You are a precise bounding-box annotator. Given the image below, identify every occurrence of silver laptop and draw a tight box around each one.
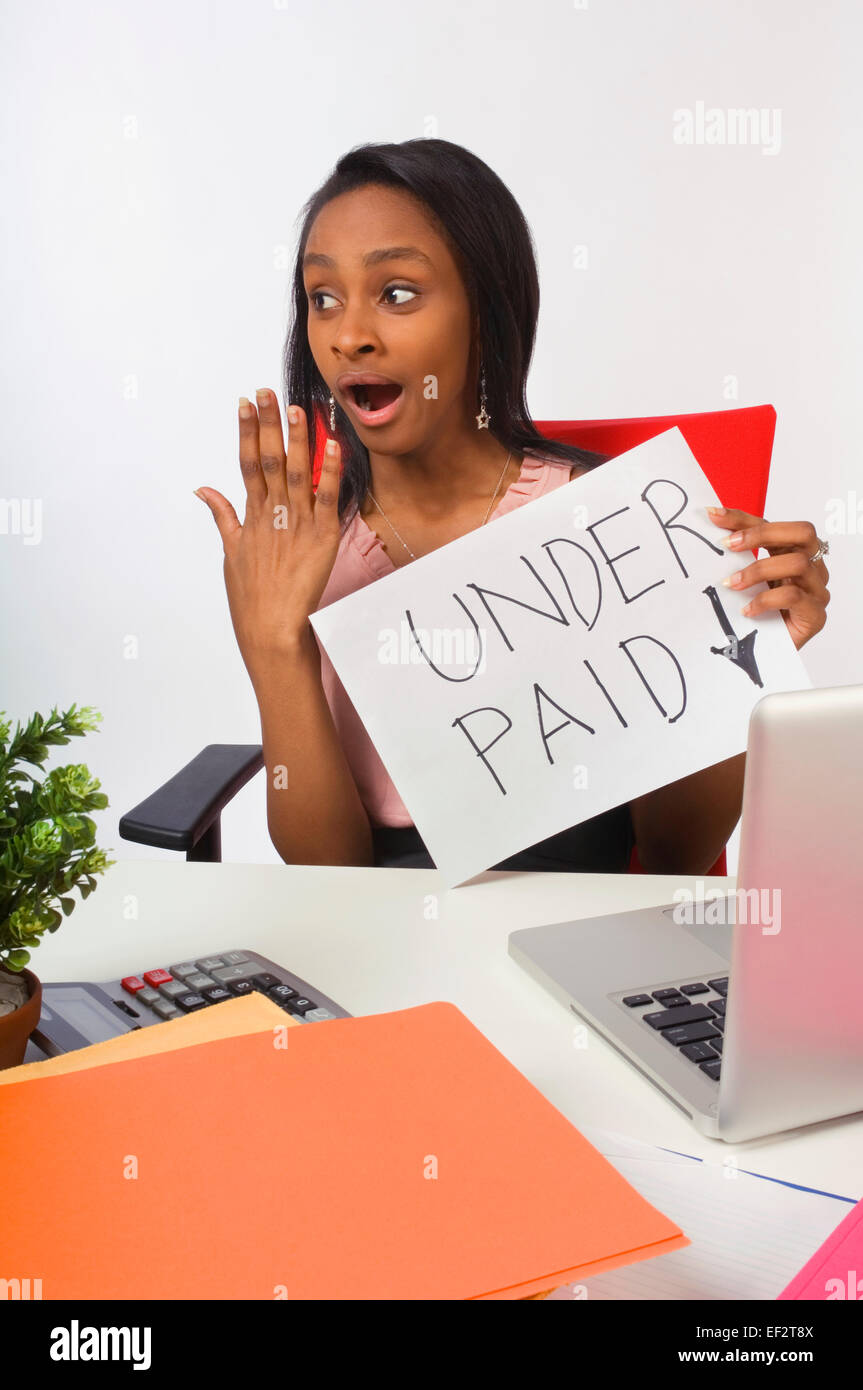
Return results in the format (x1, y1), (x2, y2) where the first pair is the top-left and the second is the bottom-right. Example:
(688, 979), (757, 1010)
(508, 683), (863, 1142)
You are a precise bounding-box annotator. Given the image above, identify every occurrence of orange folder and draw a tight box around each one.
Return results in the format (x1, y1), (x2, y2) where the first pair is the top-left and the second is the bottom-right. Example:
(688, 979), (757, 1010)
(0, 999), (689, 1299)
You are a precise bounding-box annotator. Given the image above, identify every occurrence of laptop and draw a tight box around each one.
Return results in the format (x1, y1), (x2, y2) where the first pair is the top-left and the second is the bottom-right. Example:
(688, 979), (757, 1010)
(508, 683), (863, 1142)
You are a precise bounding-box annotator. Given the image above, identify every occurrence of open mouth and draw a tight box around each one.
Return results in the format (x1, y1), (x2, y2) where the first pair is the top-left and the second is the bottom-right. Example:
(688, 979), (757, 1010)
(350, 382), (402, 411)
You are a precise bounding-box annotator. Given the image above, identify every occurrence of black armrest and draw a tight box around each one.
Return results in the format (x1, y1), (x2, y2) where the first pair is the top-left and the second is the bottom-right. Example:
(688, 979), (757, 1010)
(119, 744), (264, 861)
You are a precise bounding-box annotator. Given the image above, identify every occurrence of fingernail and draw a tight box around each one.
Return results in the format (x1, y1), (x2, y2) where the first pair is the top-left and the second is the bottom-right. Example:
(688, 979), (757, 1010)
(193, 488), (206, 500)
(238, 396), (253, 419)
(706, 506), (726, 517)
(721, 532), (744, 548)
(741, 602), (753, 616)
(326, 438), (338, 454)
(255, 388), (269, 406)
(721, 573), (742, 588)
(288, 406), (298, 424)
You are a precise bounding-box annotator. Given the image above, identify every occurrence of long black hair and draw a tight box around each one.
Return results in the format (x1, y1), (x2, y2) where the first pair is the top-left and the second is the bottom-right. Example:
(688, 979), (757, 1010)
(282, 138), (607, 529)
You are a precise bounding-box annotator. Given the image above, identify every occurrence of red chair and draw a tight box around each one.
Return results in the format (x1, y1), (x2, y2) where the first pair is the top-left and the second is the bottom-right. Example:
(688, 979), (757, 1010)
(532, 405), (777, 874)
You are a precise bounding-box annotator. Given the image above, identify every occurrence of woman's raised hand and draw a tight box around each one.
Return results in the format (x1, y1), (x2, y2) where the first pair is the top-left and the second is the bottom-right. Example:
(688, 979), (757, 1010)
(195, 389), (342, 670)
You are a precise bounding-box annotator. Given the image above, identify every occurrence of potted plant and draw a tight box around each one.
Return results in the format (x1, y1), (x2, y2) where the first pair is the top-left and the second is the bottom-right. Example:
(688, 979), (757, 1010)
(0, 704), (114, 1069)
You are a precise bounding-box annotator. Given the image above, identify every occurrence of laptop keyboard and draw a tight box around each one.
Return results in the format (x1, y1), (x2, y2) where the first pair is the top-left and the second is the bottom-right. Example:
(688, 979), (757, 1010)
(621, 977), (728, 1081)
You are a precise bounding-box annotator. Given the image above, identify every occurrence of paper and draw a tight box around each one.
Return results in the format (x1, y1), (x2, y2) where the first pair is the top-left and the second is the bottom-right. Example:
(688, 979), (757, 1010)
(0, 1001), (689, 1300)
(545, 1126), (858, 1301)
(0, 990), (298, 1086)
(310, 428), (811, 886)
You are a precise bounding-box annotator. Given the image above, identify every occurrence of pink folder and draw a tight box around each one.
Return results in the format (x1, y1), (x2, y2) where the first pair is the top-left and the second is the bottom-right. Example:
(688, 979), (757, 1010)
(778, 1196), (863, 1300)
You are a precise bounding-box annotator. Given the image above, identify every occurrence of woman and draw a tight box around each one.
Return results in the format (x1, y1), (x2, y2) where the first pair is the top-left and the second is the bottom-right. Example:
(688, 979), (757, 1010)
(194, 139), (830, 874)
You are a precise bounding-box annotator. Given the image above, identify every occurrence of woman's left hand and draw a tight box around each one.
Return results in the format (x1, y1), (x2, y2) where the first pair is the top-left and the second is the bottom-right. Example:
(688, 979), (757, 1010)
(707, 506), (830, 652)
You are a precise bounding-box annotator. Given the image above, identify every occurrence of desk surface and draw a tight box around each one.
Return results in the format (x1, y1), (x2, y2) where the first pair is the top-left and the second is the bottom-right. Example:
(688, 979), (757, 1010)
(21, 859), (863, 1199)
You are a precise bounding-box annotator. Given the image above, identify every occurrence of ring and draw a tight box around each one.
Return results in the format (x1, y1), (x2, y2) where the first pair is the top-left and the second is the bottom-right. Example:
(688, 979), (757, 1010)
(808, 537), (829, 565)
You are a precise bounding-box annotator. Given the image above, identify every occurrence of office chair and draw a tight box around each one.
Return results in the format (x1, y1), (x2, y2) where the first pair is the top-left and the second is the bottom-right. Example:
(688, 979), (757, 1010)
(120, 404), (776, 875)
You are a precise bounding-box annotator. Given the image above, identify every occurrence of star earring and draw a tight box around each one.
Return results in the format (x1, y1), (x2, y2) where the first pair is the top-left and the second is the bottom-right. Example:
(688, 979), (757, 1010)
(476, 368), (490, 430)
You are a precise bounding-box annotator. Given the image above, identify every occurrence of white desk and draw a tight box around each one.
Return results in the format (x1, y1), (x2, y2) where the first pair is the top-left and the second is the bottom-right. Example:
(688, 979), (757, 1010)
(22, 859), (863, 1199)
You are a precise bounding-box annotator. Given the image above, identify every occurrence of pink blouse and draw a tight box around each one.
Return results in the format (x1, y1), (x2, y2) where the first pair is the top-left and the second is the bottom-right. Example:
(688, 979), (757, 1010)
(311, 452), (577, 828)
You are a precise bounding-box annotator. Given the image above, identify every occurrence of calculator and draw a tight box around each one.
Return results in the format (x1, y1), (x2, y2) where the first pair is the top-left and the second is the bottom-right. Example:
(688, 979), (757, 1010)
(29, 949), (352, 1059)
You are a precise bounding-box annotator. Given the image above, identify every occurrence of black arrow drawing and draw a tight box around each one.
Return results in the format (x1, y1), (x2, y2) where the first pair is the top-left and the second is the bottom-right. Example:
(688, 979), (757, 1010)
(703, 585), (763, 687)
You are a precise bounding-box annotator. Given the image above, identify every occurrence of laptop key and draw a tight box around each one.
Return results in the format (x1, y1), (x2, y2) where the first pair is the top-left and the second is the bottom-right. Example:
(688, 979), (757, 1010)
(714, 1017), (725, 1032)
(643, 1004), (715, 1030)
(662, 1021), (722, 1047)
(699, 1059), (722, 1080)
(680, 1041), (718, 1063)
(710, 1037), (723, 1054)
(707, 977), (729, 996)
(708, 997), (726, 1016)
(652, 989), (687, 1004)
(679, 982), (709, 996)
(622, 994), (653, 1007)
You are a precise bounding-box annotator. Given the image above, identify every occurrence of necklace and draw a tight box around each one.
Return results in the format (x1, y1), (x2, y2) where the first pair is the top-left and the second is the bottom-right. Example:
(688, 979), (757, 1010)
(366, 451), (514, 561)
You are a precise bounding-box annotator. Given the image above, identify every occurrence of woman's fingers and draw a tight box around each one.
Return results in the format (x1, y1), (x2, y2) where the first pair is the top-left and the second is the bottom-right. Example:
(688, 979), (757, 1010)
(283, 401), (314, 518)
(194, 487), (241, 549)
(238, 397), (268, 513)
(253, 388), (291, 514)
(313, 435), (343, 537)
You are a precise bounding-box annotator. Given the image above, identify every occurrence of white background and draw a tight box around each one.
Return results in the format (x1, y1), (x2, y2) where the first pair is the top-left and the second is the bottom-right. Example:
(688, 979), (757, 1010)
(2, 0), (860, 874)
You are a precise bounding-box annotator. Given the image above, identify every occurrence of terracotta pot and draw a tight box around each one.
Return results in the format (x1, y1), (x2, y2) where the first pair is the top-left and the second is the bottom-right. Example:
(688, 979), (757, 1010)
(0, 969), (42, 1070)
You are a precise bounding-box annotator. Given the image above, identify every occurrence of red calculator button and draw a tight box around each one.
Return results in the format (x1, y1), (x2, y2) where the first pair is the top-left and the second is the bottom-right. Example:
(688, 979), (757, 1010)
(121, 976), (147, 994)
(143, 969), (172, 987)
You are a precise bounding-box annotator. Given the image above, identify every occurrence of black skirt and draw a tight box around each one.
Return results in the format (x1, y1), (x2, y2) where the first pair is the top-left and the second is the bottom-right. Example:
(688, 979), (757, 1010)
(371, 802), (635, 874)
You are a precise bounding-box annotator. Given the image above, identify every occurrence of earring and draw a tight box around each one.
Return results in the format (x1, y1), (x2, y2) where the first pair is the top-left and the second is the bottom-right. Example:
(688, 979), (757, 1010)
(328, 392), (336, 432)
(476, 368), (490, 430)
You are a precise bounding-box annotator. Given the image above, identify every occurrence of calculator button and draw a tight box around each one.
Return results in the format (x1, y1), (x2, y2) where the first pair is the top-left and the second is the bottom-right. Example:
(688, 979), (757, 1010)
(221, 951), (249, 965)
(212, 963), (259, 984)
(152, 998), (183, 1019)
(121, 976), (147, 995)
(268, 984), (297, 1005)
(202, 986), (233, 1004)
(305, 1008), (336, 1022)
(227, 980), (255, 996)
(143, 969), (173, 988)
(196, 957), (227, 973)
(135, 986), (161, 1006)
(174, 992), (208, 1012)
(288, 997), (316, 1016)
(158, 980), (189, 1000)
(251, 973), (281, 991)
(170, 962), (202, 981)
(184, 972), (216, 992)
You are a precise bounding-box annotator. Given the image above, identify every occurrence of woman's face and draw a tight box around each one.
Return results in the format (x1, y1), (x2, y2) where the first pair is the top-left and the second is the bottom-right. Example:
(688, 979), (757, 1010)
(302, 184), (478, 452)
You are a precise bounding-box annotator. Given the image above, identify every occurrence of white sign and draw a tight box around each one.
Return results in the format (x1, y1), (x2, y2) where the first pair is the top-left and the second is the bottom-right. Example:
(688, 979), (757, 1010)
(310, 428), (811, 887)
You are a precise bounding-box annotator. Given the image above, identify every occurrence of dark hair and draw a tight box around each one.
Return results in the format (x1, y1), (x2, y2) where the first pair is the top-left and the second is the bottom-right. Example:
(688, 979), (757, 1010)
(282, 138), (607, 529)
